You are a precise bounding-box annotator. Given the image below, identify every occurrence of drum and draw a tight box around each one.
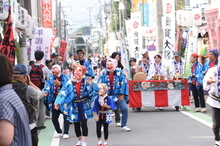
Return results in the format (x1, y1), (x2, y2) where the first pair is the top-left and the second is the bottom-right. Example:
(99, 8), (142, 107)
(133, 72), (147, 81)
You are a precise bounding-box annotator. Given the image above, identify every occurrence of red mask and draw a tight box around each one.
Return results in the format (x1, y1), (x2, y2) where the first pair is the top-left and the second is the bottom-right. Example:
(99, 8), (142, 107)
(73, 65), (86, 80)
(51, 66), (61, 77)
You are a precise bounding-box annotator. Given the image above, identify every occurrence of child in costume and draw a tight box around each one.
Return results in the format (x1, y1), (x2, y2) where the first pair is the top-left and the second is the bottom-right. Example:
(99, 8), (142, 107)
(93, 83), (117, 146)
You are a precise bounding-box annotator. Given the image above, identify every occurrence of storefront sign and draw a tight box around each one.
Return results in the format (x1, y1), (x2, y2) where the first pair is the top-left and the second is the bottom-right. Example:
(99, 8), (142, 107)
(42, 0), (52, 28)
(206, 8), (219, 49)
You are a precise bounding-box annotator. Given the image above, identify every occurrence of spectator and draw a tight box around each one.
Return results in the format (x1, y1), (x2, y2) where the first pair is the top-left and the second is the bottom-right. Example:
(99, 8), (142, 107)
(28, 50), (50, 130)
(51, 53), (63, 69)
(12, 64), (42, 146)
(0, 53), (32, 146)
(111, 52), (124, 70)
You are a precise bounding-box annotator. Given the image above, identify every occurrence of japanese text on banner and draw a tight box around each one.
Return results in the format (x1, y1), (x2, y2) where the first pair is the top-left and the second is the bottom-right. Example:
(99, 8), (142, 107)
(42, 0), (52, 28)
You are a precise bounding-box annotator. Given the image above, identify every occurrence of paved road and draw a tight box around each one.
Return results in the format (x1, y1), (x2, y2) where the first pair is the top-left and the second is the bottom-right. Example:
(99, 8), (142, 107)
(38, 105), (214, 146)
(37, 76), (215, 146)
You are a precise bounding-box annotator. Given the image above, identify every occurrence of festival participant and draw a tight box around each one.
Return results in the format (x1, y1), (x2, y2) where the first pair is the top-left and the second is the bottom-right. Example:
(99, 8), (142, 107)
(203, 48), (219, 75)
(169, 51), (184, 79)
(43, 65), (70, 139)
(93, 83), (117, 146)
(97, 58), (131, 132)
(129, 57), (145, 80)
(77, 49), (95, 78)
(138, 49), (153, 77)
(54, 65), (98, 146)
(189, 53), (206, 113)
(147, 54), (167, 110)
(203, 57), (220, 146)
(147, 54), (167, 80)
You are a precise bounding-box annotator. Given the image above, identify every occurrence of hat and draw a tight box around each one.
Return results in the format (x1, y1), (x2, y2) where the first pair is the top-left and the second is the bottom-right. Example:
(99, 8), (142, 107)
(13, 64), (27, 75)
(209, 49), (219, 58)
(174, 51), (180, 57)
(191, 53), (199, 58)
(52, 53), (58, 57)
(141, 49), (148, 55)
(129, 57), (136, 62)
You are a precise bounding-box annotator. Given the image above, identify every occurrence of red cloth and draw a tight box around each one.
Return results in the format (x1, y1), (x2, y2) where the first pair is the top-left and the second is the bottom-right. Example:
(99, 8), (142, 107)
(210, 62), (215, 68)
(55, 77), (60, 95)
(109, 73), (114, 91)
(75, 82), (81, 97)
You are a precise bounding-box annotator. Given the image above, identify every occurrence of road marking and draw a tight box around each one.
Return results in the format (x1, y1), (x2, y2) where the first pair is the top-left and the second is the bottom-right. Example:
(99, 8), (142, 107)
(50, 114), (64, 146)
(175, 106), (213, 128)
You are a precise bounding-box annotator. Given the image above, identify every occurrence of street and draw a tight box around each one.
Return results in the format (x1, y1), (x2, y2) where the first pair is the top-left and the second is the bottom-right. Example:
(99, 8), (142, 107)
(38, 105), (214, 146)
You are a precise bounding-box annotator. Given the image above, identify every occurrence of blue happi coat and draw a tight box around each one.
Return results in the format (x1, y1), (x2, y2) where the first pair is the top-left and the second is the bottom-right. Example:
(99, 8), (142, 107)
(189, 62), (204, 89)
(93, 95), (117, 113)
(54, 78), (98, 122)
(202, 60), (218, 74)
(81, 59), (95, 78)
(42, 74), (69, 111)
(97, 69), (128, 102)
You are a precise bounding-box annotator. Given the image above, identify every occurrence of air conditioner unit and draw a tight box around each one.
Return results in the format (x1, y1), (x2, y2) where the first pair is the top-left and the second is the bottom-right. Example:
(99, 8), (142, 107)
(0, 0), (9, 20)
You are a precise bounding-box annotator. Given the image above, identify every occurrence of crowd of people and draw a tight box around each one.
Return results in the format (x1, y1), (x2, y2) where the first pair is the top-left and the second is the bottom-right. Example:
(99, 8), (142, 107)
(0, 47), (220, 146)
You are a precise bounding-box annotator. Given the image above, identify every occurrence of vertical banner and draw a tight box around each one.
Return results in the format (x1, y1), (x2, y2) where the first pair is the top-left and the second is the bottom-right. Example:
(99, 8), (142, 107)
(59, 41), (67, 62)
(50, 29), (56, 54)
(206, 8), (219, 49)
(130, 12), (141, 60)
(0, 7), (16, 65)
(138, 4), (149, 26)
(31, 28), (52, 62)
(117, 31), (131, 79)
(162, 0), (175, 63)
(42, 0), (52, 28)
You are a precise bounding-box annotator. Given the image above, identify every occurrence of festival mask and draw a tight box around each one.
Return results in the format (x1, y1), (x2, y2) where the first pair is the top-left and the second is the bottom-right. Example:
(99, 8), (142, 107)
(73, 65), (86, 80)
(51, 65), (61, 77)
(106, 59), (117, 72)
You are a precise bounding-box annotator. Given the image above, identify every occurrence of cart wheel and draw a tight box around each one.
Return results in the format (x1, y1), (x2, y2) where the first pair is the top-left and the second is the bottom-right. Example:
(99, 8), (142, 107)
(175, 106), (179, 111)
(132, 108), (136, 110)
(137, 108), (141, 112)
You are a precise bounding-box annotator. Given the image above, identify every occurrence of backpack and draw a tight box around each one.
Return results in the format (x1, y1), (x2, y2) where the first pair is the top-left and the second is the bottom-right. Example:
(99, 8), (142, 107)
(12, 82), (36, 124)
(30, 64), (45, 89)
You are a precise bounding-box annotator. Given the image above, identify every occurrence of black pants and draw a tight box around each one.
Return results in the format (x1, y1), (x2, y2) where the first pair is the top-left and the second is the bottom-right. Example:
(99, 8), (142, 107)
(191, 84), (205, 108)
(211, 107), (220, 141)
(114, 105), (120, 123)
(52, 109), (70, 134)
(31, 127), (38, 146)
(74, 119), (88, 137)
(96, 119), (109, 140)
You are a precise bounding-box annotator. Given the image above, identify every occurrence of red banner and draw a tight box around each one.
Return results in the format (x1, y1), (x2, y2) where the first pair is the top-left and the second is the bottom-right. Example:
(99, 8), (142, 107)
(59, 41), (67, 62)
(42, 0), (52, 28)
(0, 7), (16, 65)
(206, 8), (220, 49)
(50, 29), (56, 55)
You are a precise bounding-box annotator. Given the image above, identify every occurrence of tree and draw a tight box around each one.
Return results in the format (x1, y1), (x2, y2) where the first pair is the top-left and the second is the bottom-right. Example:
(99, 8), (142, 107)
(73, 26), (91, 36)
(74, 37), (85, 50)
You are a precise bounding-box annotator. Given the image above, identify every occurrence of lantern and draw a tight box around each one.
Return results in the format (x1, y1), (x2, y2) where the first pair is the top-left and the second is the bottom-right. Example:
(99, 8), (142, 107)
(176, 10), (183, 25)
(182, 10), (193, 26)
(16, 6), (28, 29)
(0, 0), (9, 20)
(192, 8), (202, 26)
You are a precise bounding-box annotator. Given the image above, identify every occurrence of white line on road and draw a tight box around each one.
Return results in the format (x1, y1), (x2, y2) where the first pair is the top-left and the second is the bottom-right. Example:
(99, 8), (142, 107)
(50, 114), (64, 146)
(180, 111), (212, 128)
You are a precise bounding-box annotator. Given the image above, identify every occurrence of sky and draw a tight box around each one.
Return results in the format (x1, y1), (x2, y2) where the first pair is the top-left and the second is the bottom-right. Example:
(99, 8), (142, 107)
(53, 0), (111, 33)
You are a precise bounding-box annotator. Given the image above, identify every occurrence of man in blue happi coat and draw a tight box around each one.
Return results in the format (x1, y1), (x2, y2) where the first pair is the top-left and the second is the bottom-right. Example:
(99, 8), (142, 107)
(43, 64), (70, 138)
(97, 58), (131, 132)
(203, 48), (219, 75)
(77, 49), (95, 78)
(54, 65), (98, 146)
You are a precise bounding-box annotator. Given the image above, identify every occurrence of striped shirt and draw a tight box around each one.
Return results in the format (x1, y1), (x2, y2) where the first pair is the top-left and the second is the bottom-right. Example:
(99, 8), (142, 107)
(0, 84), (32, 146)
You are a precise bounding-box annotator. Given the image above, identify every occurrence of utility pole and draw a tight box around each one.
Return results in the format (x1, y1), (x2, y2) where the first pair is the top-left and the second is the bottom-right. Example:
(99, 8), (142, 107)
(19, 0), (32, 68)
(87, 7), (93, 59)
(155, 0), (163, 54)
(142, 0), (145, 50)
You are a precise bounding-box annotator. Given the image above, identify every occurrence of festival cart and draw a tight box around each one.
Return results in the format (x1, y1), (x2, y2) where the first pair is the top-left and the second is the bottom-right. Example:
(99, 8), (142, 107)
(129, 79), (190, 111)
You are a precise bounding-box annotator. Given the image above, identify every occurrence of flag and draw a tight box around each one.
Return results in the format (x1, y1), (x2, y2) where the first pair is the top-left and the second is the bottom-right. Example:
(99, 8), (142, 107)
(0, 7), (16, 65)
(129, 80), (190, 108)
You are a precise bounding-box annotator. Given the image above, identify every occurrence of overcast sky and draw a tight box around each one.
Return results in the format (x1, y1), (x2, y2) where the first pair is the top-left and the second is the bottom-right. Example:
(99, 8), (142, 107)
(53, 0), (111, 32)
